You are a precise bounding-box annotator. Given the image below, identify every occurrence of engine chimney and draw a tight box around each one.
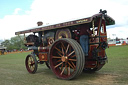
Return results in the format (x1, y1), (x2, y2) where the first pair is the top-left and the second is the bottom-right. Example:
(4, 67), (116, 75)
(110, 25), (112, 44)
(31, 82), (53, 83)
(37, 21), (43, 26)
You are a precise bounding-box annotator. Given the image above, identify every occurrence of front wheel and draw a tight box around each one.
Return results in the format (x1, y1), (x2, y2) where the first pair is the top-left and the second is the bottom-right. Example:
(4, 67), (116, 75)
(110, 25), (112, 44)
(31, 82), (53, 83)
(49, 38), (85, 80)
(25, 54), (38, 74)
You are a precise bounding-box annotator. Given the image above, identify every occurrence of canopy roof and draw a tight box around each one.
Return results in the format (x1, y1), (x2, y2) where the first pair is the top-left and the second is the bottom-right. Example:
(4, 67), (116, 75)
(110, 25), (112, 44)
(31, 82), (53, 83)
(15, 13), (115, 35)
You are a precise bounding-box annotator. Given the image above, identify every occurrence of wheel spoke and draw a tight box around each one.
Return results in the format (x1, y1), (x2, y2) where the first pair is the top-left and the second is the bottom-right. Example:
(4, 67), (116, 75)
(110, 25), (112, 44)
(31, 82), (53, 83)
(68, 51), (75, 56)
(30, 65), (32, 70)
(55, 47), (62, 54)
(60, 63), (63, 71)
(30, 57), (33, 61)
(62, 47), (64, 55)
(54, 62), (63, 68)
(32, 61), (35, 64)
(71, 61), (76, 68)
(68, 62), (75, 70)
(70, 54), (76, 58)
(57, 52), (63, 57)
(60, 66), (66, 75)
(57, 60), (62, 62)
(28, 64), (31, 67)
(31, 65), (35, 71)
(68, 59), (77, 61)
(66, 44), (70, 54)
(29, 57), (32, 61)
(52, 56), (61, 59)
(61, 42), (66, 50)
(28, 60), (31, 65)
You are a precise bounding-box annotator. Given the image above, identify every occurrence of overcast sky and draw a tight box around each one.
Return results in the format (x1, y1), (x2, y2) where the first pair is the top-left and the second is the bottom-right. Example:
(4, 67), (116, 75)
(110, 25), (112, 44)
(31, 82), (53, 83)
(0, 0), (128, 40)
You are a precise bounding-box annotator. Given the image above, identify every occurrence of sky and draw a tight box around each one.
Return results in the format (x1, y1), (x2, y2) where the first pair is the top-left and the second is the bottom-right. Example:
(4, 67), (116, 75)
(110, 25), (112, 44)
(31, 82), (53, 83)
(0, 0), (128, 40)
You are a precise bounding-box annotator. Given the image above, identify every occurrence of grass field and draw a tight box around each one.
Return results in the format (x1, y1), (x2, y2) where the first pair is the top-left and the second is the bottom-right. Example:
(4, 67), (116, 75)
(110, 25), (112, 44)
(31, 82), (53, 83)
(0, 45), (128, 85)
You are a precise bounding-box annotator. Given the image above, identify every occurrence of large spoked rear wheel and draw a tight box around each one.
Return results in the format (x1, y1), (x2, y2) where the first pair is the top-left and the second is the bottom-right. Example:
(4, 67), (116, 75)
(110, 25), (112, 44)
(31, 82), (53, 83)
(25, 54), (38, 74)
(49, 38), (85, 80)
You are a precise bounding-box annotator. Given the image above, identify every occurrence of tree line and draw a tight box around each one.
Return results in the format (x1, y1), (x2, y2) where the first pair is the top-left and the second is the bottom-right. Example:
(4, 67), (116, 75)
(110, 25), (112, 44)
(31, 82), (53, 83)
(1, 36), (27, 50)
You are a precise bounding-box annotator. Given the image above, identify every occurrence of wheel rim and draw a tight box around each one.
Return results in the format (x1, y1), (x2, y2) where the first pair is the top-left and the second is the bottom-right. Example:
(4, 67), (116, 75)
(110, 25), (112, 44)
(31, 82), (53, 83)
(49, 39), (85, 79)
(25, 54), (37, 73)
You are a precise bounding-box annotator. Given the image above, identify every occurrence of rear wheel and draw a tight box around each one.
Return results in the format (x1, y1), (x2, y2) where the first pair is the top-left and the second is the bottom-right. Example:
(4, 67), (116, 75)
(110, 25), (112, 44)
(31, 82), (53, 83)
(25, 54), (38, 74)
(49, 38), (85, 80)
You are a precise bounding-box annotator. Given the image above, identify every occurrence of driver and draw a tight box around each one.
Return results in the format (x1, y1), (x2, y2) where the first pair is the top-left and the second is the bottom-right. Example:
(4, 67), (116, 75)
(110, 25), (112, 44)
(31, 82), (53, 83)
(77, 24), (92, 56)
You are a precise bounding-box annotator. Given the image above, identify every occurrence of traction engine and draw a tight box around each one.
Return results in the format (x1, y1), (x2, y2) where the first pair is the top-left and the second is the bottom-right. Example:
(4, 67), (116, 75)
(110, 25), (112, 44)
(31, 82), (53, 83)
(15, 9), (115, 80)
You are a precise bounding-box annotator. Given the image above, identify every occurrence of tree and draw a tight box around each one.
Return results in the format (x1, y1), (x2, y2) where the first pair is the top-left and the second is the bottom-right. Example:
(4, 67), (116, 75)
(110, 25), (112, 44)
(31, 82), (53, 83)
(1, 40), (10, 47)
(1, 36), (27, 50)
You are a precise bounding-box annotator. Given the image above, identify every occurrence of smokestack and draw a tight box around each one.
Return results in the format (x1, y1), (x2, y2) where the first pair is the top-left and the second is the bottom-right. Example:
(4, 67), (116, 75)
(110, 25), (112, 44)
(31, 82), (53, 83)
(37, 21), (43, 26)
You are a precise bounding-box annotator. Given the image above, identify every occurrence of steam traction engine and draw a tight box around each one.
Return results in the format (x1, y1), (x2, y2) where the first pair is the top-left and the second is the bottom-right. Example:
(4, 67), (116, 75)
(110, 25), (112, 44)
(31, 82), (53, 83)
(15, 10), (115, 80)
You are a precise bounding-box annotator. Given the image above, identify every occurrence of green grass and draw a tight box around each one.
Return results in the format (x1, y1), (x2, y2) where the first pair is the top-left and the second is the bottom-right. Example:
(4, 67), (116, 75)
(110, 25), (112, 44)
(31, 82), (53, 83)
(0, 45), (128, 85)
(103, 45), (128, 84)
